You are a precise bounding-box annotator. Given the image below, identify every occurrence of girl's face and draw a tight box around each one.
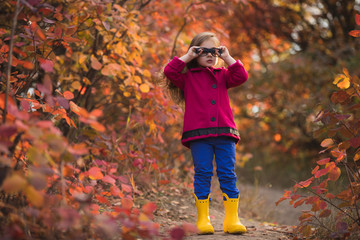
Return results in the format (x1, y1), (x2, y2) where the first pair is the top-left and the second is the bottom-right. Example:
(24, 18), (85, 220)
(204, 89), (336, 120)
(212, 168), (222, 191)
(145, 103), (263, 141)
(196, 39), (219, 68)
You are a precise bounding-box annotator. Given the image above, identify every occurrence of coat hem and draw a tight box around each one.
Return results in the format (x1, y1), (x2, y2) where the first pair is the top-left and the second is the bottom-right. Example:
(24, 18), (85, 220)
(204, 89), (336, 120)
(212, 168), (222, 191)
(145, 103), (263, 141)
(181, 127), (240, 148)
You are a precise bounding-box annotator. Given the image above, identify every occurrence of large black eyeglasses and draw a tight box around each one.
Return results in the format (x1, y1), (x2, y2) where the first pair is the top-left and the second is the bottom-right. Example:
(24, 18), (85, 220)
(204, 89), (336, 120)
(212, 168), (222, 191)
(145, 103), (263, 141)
(195, 47), (222, 57)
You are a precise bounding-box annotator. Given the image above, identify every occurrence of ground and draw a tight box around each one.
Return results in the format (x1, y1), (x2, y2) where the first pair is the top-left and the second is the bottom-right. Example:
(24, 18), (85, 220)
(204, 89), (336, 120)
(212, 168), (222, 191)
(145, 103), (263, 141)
(149, 178), (306, 239)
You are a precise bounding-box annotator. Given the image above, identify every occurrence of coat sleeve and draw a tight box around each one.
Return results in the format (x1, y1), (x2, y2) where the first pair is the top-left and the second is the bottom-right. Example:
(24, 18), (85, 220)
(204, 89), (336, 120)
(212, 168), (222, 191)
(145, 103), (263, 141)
(224, 60), (248, 89)
(163, 56), (187, 90)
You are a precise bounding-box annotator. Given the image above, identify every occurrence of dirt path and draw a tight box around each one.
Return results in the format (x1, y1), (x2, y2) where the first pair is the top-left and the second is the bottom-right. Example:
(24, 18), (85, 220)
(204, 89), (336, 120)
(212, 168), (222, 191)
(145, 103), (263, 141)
(153, 179), (302, 239)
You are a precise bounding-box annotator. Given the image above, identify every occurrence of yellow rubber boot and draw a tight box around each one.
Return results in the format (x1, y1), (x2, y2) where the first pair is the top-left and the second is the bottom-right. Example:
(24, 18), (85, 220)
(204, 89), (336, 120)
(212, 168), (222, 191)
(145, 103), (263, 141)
(194, 194), (214, 234)
(223, 193), (247, 234)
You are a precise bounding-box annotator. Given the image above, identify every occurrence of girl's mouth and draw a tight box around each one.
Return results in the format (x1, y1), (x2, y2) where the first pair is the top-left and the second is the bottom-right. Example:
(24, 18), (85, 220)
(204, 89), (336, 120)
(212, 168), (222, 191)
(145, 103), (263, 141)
(207, 60), (213, 63)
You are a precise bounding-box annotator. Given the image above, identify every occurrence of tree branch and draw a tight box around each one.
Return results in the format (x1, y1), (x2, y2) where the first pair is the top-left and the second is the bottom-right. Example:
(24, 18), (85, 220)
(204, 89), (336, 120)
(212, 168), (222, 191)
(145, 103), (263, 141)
(3, 0), (21, 124)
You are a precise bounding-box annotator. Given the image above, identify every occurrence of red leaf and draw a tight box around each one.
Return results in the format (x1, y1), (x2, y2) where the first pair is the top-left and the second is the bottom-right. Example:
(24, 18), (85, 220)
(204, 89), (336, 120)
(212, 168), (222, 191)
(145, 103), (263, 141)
(319, 209), (331, 218)
(312, 165), (319, 175)
(142, 202), (157, 216)
(317, 158), (330, 165)
(170, 227), (185, 240)
(91, 55), (102, 70)
(88, 167), (104, 180)
(0, 125), (17, 138)
(102, 175), (116, 185)
(96, 195), (110, 205)
(121, 198), (133, 210)
(39, 58), (54, 72)
(349, 137), (360, 148)
(275, 190), (291, 206)
(294, 198), (305, 208)
(110, 186), (123, 197)
(121, 183), (132, 193)
(315, 167), (330, 178)
(296, 177), (314, 188)
(356, 14), (360, 26)
(336, 222), (348, 232)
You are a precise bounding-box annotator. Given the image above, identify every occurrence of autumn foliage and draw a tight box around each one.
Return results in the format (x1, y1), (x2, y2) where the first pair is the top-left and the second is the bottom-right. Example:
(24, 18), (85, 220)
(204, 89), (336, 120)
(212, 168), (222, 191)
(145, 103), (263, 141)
(1, 0), (360, 239)
(0, 0), (187, 239)
(277, 14), (360, 239)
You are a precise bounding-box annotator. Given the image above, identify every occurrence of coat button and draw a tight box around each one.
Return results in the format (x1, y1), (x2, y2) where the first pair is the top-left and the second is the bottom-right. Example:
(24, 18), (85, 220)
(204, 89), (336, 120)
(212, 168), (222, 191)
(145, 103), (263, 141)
(211, 100), (216, 105)
(212, 84), (217, 89)
(211, 117), (215, 122)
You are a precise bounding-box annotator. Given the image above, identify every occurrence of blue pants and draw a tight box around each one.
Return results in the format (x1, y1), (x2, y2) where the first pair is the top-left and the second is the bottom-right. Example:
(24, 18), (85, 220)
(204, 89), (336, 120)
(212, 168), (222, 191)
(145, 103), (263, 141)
(190, 137), (240, 200)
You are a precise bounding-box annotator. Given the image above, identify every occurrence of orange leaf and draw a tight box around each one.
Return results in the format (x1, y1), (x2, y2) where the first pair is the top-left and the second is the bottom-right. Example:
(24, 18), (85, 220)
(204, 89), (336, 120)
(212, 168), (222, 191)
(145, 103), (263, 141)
(63, 91), (74, 100)
(90, 121), (106, 132)
(329, 167), (341, 181)
(320, 138), (334, 147)
(88, 167), (104, 180)
(349, 30), (360, 38)
(275, 190), (291, 206)
(296, 177), (314, 188)
(69, 101), (89, 118)
(31, 22), (46, 41)
(22, 61), (34, 70)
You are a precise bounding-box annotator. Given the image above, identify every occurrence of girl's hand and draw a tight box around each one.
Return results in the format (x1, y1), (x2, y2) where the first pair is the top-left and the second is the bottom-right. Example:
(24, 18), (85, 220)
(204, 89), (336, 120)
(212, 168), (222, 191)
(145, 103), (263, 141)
(218, 46), (236, 65)
(187, 46), (201, 59)
(179, 46), (201, 63)
(218, 46), (230, 59)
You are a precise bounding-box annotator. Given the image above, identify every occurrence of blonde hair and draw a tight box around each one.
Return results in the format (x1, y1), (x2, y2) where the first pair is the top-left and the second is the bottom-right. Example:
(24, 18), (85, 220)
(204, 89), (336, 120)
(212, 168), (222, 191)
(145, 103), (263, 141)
(164, 32), (220, 104)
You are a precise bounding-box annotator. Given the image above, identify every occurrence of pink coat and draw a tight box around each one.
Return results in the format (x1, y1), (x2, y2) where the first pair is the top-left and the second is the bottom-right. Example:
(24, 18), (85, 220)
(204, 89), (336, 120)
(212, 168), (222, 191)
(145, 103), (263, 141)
(164, 56), (248, 148)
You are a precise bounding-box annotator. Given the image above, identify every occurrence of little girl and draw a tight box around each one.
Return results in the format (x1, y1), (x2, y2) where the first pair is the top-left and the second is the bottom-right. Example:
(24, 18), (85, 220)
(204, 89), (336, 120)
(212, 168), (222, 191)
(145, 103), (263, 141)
(163, 32), (248, 234)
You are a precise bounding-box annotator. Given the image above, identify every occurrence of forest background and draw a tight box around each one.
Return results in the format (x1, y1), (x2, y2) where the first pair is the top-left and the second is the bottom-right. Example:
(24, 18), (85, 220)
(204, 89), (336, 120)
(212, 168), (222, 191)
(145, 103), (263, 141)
(0, 0), (360, 239)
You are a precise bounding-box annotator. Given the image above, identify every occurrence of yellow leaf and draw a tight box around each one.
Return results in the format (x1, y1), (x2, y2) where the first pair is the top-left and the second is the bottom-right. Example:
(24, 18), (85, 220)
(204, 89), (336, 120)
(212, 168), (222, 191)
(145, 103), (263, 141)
(25, 185), (44, 207)
(354, 152), (360, 162)
(134, 76), (142, 84)
(123, 92), (131, 97)
(333, 74), (350, 89)
(139, 83), (150, 93)
(143, 69), (151, 78)
(1, 174), (27, 193)
(78, 53), (87, 64)
(71, 81), (82, 90)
